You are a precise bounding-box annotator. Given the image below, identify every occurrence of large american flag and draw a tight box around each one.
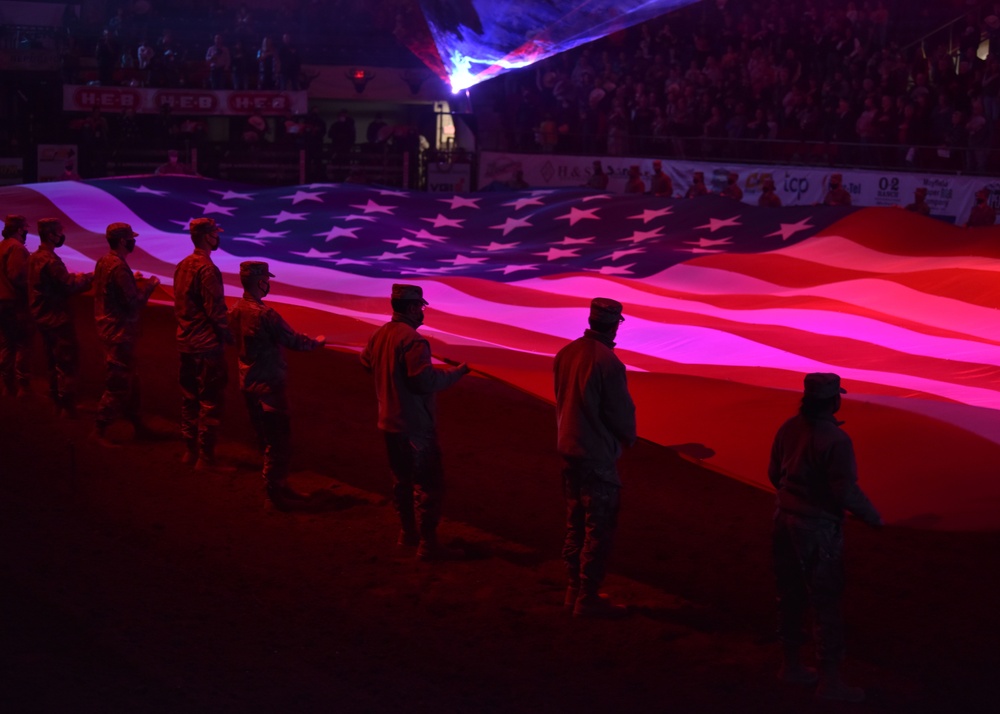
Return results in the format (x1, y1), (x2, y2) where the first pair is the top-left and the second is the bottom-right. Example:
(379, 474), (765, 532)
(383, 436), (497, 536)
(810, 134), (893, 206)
(6, 176), (1000, 531)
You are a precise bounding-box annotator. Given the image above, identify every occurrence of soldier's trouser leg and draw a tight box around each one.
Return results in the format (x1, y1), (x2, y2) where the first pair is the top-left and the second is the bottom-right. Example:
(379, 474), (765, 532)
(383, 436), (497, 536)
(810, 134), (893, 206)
(562, 465), (586, 587)
(41, 324), (79, 408)
(261, 407), (292, 486)
(773, 513), (846, 664)
(383, 434), (445, 541)
(243, 392), (267, 453)
(577, 478), (620, 596)
(180, 350), (227, 457)
(0, 303), (30, 393)
(97, 341), (138, 427)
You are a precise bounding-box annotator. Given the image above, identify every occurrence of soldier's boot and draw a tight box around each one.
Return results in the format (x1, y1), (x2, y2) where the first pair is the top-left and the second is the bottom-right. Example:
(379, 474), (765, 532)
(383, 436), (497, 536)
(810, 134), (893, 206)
(572, 589), (629, 619)
(90, 421), (120, 448)
(777, 645), (818, 684)
(181, 439), (198, 465)
(816, 661), (865, 703)
(130, 418), (158, 442)
(564, 583), (580, 612)
(266, 480), (335, 513)
(195, 435), (236, 473)
(397, 529), (419, 547)
(416, 535), (466, 562)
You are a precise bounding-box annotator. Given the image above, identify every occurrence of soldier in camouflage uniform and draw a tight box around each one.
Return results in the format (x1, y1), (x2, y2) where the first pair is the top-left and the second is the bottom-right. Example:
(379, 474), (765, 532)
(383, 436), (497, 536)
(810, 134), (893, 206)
(965, 188), (996, 227)
(27, 218), (94, 417)
(554, 298), (636, 619)
(822, 173), (852, 206)
(360, 284), (470, 560)
(720, 171), (743, 201)
(649, 160), (673, 197)
(685, 171), (709, 198)
(93, 223), (160, 445)
(0, 215), (33, 397)
(904, 187), (931, 216)
(769, 373), (883, 703)
(758, 176), (782, 207)
(229, 261), (328, 511)
(173, 217), (233, 470)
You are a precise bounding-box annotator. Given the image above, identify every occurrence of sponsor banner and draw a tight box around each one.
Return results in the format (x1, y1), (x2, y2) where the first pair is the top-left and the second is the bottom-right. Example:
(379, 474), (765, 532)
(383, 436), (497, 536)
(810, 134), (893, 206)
(426, 161), (472, 192)
(0, 157), (24, 186)
(37, 145), (78, 183)
(62, 86), (307, 116)
(0, 48), (60, 72)
(480, 152), (991, 225)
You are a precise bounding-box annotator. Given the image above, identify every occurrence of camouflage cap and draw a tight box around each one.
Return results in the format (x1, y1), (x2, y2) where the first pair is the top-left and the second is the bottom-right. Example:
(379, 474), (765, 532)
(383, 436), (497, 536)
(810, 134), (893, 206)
(728, 171), (739, 182)
(190, 217), (222, 234)
(589, 297), (624, 323)
(652, 159), (662, 167)
(106, 222), (138, 243)
(915, 187), (928, 196)
(2, 214), (28, 237)
(762, 175), (776, 188)
(37, 217), (62, 235)
(693, 171), (704, 180)
(392, 283), (428, 305)
(240, 261), (274, 279)
(976, 187), (990, 200)
(803, 372), (847, 399)
(830, 173), (843, 183)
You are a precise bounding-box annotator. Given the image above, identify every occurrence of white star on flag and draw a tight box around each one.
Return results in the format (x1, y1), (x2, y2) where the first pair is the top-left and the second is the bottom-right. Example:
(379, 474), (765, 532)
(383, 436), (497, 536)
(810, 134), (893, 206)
(209, 189), (254, 201)
(581, 194), (612, 202)
(589, 264), (636, 275)
(376, 189), (408, 197)
(504, 196), (544, 211)
(405, 229), (450, 243)
(493, 264), (540, 275)
(491, 216), (533, 236)
(351, 200), (396, 215)
(440, 254), (489, 266)
(553, 236), (595, 245)
(231, 237), (270, 246)
(367, 251), (413, 261)
(342, 215), (377, 222)
(534, 247), (580, 261)
(384, 238), (429, 249)
(316, 225), (361, 241)
(600, 247), (646, 261)
(263, 211), (307, 224)
(331, 258), (371, 266)
(766, 218), (815, 240)
(555, 207), (601, 226)
(170, 218), (201, 230)
(421, 214), (465, 229)
(619, 227), (664, 244)
(240, 229), (289, 240)
(630, 207), (673, 223)
(193, 201), (238, 216)
(439, 196), (481, 210)
(684, 237), (733, 248)
(131, 185), (168, 197)
(281, 190), (324, 205)
(696, 215), (742, 232)
(474, 241), (520, 252)
(290, 248), (339, 259)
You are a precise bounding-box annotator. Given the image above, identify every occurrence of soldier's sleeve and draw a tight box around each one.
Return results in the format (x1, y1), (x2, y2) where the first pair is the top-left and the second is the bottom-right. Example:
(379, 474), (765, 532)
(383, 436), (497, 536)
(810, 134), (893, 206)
(599, 358), (637, 447)
(6, 244), (28, 288)
(115, 261), (141, 305)
(359, 337), (373, 372)
(203, 265), (233, 343)
(828, 436), (882, 526)
(269, 307), (320, 351)
(767, 428), (784, 490)
(50, 256), (91, 294)
(403, 337), (464, 394)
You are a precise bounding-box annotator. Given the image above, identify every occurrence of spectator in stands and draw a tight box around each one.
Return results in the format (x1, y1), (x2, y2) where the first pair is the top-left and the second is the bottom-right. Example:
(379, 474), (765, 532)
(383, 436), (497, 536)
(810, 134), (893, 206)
(508, 170), (529, 190)
(585, 160), (609, 190)
(257, 36), (279, 90)
(136, 39), (155, 86)
(366, 113), (388, 148)
(278, 34), (302, 91)
(155, 149), (195, 176)
(328, 109), (356, 161)
(96, 29), (118, 86)
(206, 34), (231, 90)
(231, 41), (252, 91)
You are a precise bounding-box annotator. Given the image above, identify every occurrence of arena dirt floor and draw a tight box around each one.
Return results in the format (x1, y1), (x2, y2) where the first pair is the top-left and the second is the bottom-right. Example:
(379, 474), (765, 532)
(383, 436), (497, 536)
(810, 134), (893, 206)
(1, 299), (998, 714)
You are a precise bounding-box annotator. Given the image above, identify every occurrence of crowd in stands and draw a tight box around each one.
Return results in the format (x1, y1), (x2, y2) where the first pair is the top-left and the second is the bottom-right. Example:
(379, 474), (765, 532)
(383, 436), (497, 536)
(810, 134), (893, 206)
(57, 0), (419, 90)
(473, 0), (1000, 172)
